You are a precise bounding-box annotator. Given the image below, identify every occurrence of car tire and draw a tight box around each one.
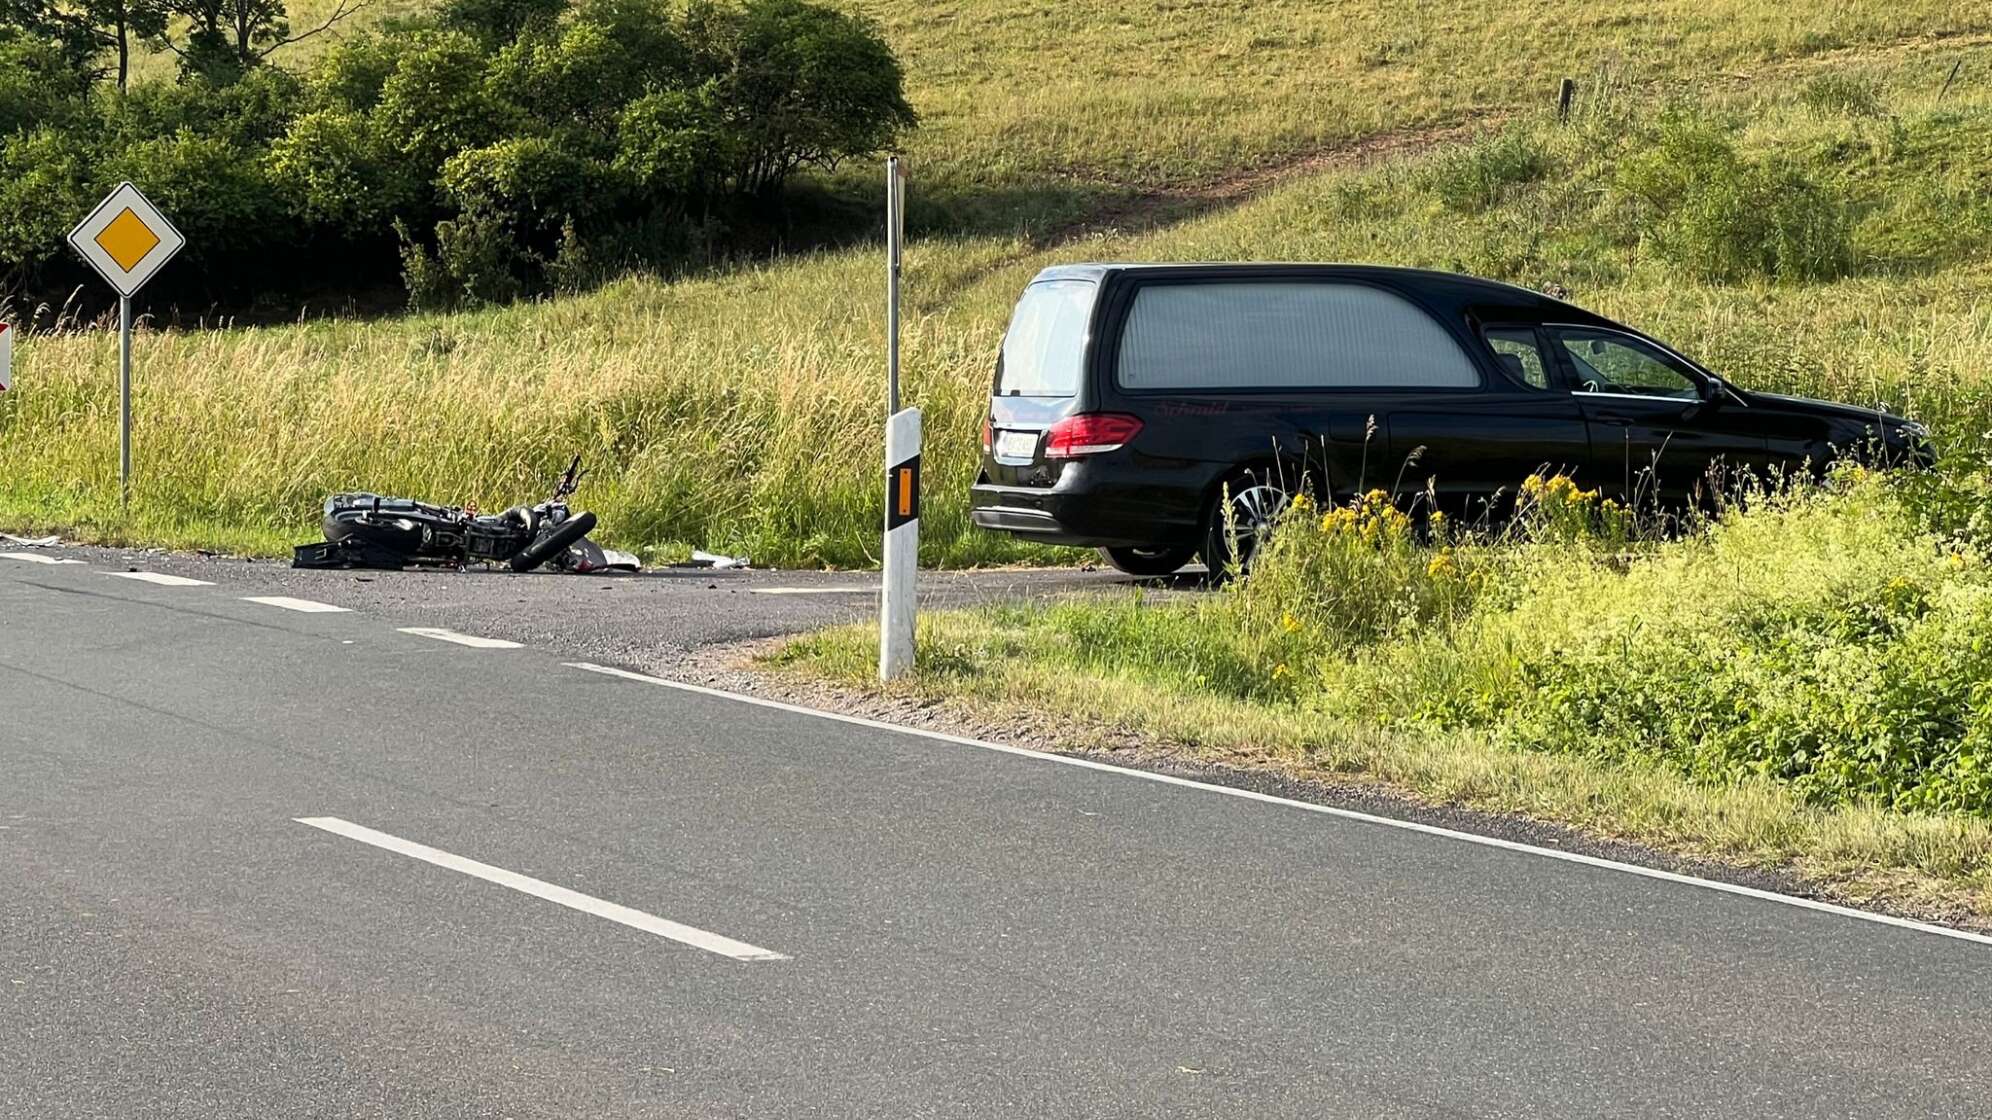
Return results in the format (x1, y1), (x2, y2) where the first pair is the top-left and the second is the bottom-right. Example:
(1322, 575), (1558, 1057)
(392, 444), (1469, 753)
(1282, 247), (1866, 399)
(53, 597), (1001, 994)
(1099, 545), (1196, 577)
(1199, 467), (1293, 581)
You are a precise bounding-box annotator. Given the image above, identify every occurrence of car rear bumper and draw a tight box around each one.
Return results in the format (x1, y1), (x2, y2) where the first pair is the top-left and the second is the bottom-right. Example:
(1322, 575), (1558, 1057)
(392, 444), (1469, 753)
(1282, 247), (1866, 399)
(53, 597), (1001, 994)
(969, 472), (1202, 549)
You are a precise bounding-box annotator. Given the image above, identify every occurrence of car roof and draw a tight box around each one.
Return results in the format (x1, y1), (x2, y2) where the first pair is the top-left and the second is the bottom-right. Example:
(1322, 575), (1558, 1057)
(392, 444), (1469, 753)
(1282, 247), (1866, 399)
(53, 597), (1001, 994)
(1029, 262), (1607, 324)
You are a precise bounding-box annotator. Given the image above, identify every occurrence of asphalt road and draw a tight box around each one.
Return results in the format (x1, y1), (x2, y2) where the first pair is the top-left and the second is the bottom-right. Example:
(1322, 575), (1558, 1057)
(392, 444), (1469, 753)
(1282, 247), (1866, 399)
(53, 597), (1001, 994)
(14, 542), (1149, 673)
(5, 548), (1992, 1118)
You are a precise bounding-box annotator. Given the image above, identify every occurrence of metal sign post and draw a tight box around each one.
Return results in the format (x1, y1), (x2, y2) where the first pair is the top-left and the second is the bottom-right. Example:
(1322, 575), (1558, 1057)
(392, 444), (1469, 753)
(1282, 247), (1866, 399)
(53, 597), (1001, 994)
(885, 156), (905, 414)
(880, 158), (920, 681)
(67, 181), (184, 506)
(119, 297), (131, 495)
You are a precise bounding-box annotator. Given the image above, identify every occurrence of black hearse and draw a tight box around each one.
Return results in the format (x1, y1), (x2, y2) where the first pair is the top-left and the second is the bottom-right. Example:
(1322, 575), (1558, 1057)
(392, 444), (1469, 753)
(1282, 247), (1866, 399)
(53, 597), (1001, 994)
(970, 263), (1930, 575)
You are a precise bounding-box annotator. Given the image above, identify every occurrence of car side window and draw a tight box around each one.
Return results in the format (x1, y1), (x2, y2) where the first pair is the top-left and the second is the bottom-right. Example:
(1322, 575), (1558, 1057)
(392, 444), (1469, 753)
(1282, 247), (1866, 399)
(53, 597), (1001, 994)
(1483, 327), (1550, 390)
(1115, 281), (1482, 390)
(1550, 328), (1700, 400)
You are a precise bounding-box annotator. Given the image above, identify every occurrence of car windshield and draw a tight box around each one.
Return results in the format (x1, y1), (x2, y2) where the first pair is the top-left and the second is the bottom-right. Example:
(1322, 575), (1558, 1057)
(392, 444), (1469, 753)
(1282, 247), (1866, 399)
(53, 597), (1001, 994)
(998, 279), (1096, 397)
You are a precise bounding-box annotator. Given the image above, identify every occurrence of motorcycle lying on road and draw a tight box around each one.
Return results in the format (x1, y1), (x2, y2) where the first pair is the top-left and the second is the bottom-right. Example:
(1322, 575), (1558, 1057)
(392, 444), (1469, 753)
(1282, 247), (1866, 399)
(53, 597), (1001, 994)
(293, 456), (639, 574)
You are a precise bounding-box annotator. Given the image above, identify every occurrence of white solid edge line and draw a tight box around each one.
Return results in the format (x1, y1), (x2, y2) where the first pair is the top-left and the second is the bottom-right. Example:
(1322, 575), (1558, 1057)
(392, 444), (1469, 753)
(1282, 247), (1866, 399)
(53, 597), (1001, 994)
(241, 595), (351, 613)
(108, 571), (213, 587)
(750, 587), (875, 596)
(295, 816), (787, 962)
(398, 627), (524, 649)
(0, 552), (85, 565)
(565, 661), (1992, 950)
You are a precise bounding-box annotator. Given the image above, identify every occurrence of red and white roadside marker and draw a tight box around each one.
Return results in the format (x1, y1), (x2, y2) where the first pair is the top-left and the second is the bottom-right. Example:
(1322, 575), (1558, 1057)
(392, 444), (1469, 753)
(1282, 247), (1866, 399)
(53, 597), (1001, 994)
(1, 321), (11, 392)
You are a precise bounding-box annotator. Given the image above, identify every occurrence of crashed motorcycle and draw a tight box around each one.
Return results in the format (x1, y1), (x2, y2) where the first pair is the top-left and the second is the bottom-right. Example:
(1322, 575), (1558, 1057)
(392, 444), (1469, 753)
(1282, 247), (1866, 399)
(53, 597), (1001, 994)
(293, 456), (639, 573)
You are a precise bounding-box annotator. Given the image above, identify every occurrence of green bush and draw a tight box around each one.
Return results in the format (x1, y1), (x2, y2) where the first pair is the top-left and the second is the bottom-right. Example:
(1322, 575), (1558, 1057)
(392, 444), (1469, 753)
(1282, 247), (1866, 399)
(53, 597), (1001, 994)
(266, 109), (419, 230)
(0, 34), (89, 136)
(488, 0), (690, 128)
(1424, 127), (1552, 214)
(374, 29), (510, 177)
(101, 131), (284, 259)
(399, 205), (529, 309)
(308, 34), (416, 113)
(614, 83), (732, 195)
(0, 127), (96, 282)
(1025, 470), (1992, 817)
(1614, 112), (1855, 282)
(1452, 475), (1992, 813)
(441, 134), (616, 225)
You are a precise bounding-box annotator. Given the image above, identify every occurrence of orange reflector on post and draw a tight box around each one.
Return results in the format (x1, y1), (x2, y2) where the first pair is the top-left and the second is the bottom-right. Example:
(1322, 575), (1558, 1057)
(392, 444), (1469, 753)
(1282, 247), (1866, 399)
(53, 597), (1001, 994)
(885, 453), (920, 531)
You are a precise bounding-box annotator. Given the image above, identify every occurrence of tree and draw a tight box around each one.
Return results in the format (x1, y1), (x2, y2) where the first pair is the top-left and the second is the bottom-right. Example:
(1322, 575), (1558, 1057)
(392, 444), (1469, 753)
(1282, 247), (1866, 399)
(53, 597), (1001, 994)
(150, 0), (368, 82)
(435, 0), (561, 47)
(687, 0), (915, 197)
(0, 0), (99, 74)
(87, 0), (166, 91)
(0, 0), (166, 90)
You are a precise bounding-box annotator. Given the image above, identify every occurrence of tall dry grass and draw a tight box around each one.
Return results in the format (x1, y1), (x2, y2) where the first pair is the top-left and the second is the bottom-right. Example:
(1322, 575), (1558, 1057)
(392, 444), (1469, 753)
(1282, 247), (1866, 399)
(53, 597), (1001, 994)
(5, 35), (1990, 564)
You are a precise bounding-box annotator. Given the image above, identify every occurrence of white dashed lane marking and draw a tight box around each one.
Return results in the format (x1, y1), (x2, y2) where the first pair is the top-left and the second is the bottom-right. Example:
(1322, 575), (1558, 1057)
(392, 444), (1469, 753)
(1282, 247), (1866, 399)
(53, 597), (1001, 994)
(109, 571), (214, 587)
(398, 627), (522, 649)
(0, 552), (85, 565)
(295, 817), (788, 962)
(241, 596), (351, 614)
(750, 587), (872, 596)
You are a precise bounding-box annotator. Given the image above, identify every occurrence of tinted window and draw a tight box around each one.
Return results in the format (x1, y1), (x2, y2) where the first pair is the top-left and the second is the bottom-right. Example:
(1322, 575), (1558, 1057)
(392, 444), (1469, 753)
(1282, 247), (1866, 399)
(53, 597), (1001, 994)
(1484, 327), (1551, 390)
(1115, 281), (1480, 391)
(998, 279), (1097, 396)
(1552, 328), (1699, 400)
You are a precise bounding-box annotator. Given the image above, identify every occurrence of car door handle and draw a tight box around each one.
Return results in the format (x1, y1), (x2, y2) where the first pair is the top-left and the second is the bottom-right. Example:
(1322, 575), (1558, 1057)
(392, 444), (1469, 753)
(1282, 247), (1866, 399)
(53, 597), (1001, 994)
(1594, 415), (1633, 427)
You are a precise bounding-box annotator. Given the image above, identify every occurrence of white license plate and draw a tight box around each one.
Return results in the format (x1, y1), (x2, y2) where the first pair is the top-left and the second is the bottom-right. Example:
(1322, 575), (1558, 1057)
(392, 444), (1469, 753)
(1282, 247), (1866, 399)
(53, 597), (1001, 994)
(994, 429), (1039, 461)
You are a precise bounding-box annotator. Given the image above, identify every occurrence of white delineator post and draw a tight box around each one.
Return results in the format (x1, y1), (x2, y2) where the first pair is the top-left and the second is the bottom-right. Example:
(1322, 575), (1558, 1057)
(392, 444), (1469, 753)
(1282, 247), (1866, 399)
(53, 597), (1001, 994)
(879, 157), (918, 681)
(880, 407), (921, 680)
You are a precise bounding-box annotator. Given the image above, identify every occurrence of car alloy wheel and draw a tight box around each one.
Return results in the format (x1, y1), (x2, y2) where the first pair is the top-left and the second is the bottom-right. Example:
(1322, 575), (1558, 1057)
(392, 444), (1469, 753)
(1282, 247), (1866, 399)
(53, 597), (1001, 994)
(1202, 470), (1292, 579)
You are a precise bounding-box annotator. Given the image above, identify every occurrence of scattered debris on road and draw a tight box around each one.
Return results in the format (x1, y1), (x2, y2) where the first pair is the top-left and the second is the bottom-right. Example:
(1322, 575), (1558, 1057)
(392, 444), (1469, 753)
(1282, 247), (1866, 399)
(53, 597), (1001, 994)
(679, 549), (751, 570)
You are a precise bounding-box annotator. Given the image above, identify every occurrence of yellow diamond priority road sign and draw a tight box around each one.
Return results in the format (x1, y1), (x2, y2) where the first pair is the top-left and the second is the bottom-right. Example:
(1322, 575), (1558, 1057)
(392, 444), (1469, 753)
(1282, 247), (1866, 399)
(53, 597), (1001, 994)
(68, 182), (183, 298)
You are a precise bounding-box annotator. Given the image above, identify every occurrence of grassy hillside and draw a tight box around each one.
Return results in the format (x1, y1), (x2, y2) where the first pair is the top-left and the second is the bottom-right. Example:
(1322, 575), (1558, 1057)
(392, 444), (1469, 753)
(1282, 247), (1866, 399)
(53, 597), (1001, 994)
(134, 0), (1990, 226)
(5, 7), (1991, 564)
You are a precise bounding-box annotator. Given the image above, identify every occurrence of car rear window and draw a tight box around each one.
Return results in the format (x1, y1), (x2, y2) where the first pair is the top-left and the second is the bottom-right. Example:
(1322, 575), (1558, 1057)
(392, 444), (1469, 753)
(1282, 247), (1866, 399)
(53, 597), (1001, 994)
(1115, 281), (1480, 391)
(998, 279), (1096, 397)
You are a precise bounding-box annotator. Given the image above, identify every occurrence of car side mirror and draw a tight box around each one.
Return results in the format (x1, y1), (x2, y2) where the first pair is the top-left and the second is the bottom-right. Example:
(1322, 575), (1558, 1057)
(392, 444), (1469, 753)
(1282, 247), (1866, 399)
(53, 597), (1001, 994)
(1682, 376), (1725, 417)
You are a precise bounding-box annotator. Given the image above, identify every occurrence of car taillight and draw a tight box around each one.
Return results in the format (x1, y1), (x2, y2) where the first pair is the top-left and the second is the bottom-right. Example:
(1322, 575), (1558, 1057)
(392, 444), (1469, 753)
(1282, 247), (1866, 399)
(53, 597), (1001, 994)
(981, 415), (993, 453)
(1045, 413), (1143, 459)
